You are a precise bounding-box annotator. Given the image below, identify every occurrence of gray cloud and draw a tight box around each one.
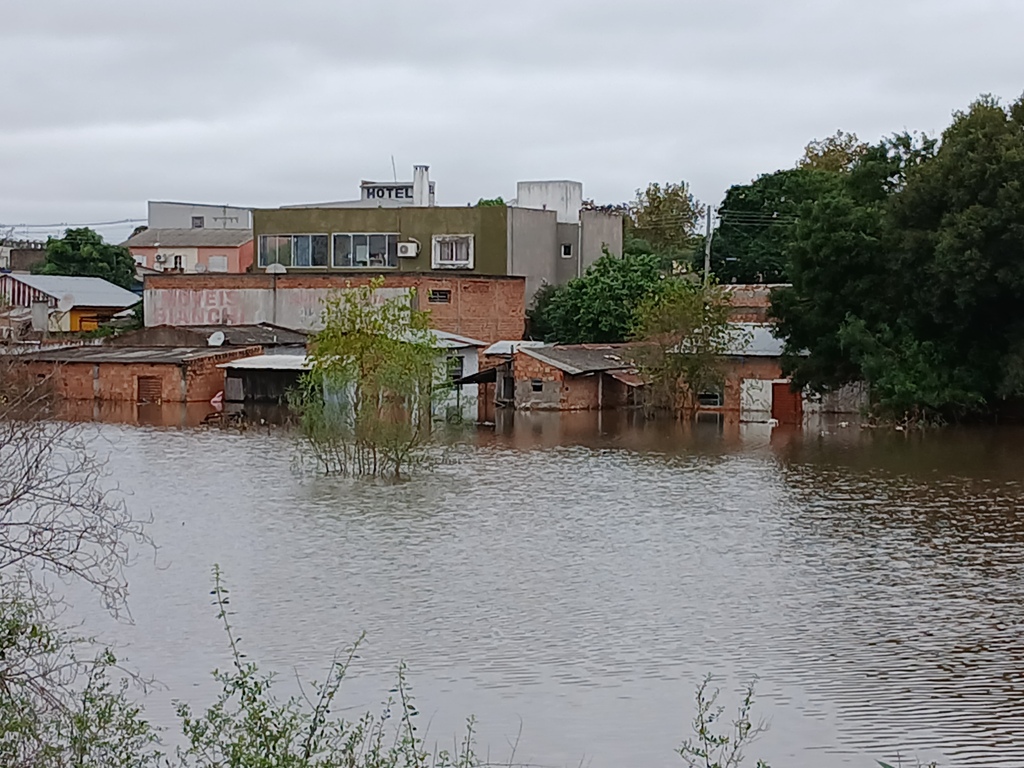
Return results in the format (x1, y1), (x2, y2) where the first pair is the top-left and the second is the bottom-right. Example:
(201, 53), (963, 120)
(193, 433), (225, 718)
(3, 0), (1022, 242)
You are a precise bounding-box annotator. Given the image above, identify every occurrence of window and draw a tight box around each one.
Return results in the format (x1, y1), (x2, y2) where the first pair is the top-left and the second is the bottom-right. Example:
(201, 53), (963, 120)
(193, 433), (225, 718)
(259, 235), (293, 267)
(191, 216), (205, 229)
(531, 379), (543, 392)
(207, 255), (229, 272)
(447, 355), (464, 383)
(432, 235), (474, 269)
(697, 390), (723, 407)
(428, 289), (451, 304)
(173, 254), (183, 270)
(561, 243), (573, 258)
(291, 234), (329, 267)
(137, 376), (162, 404)
(332, 233), (399, 268)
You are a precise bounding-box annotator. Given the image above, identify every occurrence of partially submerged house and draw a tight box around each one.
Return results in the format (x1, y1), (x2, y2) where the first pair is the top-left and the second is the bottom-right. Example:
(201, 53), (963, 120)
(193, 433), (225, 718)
(0, 274), (140, 332)
(218, 329), (484, 421)
(21, 345), (262, 404)
(509, 344), (643, 411)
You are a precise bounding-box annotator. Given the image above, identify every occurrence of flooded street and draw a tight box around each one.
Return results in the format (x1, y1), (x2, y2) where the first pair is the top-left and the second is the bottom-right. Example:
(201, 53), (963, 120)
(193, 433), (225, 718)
(72, 412), (1024, 767)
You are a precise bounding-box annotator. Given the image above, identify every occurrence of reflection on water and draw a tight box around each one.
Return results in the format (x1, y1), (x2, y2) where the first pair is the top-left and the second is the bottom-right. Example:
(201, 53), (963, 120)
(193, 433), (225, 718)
(64, 412), (1024, 768)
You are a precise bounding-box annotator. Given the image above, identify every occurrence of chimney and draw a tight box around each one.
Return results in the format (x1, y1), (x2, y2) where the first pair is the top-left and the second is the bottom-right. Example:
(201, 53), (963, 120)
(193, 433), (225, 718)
(412, 165), (430, 207)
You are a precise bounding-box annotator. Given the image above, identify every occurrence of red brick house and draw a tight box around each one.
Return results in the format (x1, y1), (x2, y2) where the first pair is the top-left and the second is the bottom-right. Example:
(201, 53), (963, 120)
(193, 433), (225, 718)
(22, 346), (262, 403)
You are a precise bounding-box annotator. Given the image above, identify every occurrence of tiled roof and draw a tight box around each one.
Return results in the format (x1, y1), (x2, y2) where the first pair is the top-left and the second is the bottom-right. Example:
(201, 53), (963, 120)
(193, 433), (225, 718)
(123, 228), (252, 248)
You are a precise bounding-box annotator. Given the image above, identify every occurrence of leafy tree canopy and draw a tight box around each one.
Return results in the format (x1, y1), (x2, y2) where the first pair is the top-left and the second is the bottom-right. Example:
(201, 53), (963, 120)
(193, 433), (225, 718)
(772, 94), (1024, 421)
(33, 228), (136, 289)
(476, 197), (505, 207)
(630, 181), (703, 261)
(712, 168), (841, 284)
(799, 129), (870, 173)
(527, 251), (667, 343)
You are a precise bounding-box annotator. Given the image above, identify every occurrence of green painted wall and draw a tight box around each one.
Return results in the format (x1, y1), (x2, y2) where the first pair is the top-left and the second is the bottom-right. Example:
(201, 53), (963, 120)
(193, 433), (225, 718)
(253, 206), (509, 274)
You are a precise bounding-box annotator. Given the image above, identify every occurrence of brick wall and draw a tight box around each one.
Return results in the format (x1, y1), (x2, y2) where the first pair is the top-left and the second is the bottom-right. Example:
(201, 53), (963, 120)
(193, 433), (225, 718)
(23, 347), (260, 404)
(144, 273), (525, 343)
(184, 347), (261, 402)
(512, 351), (612, 411)
(721, 357), (784, 412)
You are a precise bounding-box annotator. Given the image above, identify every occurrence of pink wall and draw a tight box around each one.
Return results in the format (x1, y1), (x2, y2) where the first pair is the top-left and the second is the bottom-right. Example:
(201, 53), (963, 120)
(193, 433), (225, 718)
(129, 243), (252, 274)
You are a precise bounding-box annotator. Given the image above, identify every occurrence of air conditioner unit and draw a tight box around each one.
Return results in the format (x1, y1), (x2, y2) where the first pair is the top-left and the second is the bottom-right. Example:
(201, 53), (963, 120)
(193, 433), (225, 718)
(155, 254), (167, 263)
(397, 241), (419, 258)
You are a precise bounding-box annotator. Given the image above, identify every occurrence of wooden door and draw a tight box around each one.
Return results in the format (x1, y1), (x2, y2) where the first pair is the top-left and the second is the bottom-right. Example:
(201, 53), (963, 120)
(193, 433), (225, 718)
(771, 381), (802, 426)
(136, 376), (162, 404)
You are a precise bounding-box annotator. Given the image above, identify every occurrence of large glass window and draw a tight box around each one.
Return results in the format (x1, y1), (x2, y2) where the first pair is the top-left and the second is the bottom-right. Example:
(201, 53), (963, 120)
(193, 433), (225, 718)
(258, 235), (292, 267)
(332, 233), (399, 268)
(259, 235), (327, 268)
(291, 235), (329, 267)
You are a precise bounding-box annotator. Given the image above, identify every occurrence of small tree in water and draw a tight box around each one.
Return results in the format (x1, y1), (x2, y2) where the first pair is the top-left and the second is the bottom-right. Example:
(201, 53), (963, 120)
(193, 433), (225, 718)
(631, 278), (741, 417)
(293, 279), (450, 478)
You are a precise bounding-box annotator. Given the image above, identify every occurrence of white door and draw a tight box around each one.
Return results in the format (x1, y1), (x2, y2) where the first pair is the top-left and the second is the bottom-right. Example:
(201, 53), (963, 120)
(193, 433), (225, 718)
(740, 378), (772, 422)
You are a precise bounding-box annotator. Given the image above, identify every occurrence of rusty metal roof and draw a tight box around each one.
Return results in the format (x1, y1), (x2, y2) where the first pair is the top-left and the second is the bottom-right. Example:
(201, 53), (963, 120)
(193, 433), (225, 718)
(21, 346), (258, 365)
(519, 344), (636, 375)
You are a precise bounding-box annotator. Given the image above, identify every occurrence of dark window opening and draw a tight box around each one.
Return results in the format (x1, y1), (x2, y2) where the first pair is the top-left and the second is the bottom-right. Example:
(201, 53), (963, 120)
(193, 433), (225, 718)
(448, 356), (464, 382)
(429, 289), (451, 304)
(531, 379), (543, 392)
(561, 243), (573, 258)
(191, 216), (205, 228)
(697, 390), (723, 407)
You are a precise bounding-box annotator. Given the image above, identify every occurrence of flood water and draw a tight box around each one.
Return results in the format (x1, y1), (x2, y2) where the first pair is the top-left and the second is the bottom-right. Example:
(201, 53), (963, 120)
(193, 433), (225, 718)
(67, 410), (1024, 767)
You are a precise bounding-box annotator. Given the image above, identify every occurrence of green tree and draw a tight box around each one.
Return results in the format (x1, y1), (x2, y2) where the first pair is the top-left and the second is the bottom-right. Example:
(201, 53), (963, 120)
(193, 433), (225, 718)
(475, 197), (505, 207)
(293, 279), (450, 477)
(799, 129), (870, 173)
(631, 278), (738, 416)
(526, 251), (666, 343)
(33, 228), (136, 289)
(712, 169), (841, 284)
(770, 134), (937, 399)
(631, 181), (704, 261)
(772, 94), (1024, 422)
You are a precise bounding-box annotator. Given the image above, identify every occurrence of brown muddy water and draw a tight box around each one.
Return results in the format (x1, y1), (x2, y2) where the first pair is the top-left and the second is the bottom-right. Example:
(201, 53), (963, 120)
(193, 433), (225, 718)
(66, 408), (1024, 767)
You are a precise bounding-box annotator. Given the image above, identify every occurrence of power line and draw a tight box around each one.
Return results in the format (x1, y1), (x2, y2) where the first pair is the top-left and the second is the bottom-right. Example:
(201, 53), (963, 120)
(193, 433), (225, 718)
(0, 217), (146, 230)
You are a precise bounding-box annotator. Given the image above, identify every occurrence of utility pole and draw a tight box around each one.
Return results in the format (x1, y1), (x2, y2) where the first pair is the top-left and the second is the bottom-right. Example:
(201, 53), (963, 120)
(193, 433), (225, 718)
(703, 207), (713, 287)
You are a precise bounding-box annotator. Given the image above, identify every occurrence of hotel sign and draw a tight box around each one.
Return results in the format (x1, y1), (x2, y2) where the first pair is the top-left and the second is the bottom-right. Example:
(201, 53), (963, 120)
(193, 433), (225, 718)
(360, 181), (436, 201)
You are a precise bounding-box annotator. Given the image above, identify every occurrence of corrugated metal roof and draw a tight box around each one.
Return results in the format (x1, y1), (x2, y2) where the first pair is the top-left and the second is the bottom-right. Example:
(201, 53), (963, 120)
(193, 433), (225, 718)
(124, 228), (253, 248)
(22, 346), (251, 365)
(520, 345), (635, 375)
(430, 330), (485, 348)
(218, 354), (311, 371)
(725, 323), (786, 357)
(483, 340), (546, 356)
(6, 275), (140, 309)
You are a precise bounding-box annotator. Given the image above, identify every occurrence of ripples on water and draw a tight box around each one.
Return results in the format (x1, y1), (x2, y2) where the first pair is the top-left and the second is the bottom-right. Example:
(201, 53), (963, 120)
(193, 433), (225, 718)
(67, 412), (1024, 767)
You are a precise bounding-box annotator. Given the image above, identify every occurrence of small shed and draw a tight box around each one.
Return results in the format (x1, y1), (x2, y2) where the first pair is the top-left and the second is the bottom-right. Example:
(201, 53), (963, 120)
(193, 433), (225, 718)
(21, 345), (262, 403)
(512, 344), (643, 411)
(0, 274), (140, 332)
(218, 354), (310, 403)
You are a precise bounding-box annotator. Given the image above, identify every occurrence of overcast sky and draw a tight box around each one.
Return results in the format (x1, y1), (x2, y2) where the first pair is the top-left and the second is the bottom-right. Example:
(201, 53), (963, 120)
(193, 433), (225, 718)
(3, 0), (1023, 243)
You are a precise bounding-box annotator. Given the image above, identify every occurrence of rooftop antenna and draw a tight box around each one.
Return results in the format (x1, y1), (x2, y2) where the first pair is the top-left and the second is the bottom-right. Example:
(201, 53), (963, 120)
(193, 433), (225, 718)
(391, 155), (398, 182)
(207, 330), (226, 347)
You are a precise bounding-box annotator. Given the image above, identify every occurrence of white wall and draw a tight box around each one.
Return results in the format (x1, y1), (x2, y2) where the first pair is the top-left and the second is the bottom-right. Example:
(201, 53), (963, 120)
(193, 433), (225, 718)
(148, 202), (251, 230)
(514, 181), (583, 224)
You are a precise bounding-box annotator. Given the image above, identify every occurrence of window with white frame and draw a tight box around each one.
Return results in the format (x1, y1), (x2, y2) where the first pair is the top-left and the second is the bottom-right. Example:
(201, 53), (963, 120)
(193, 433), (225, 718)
(432, 235), (474, 269)
(332, 233), (399, 268)
(258, 234), (328, 268)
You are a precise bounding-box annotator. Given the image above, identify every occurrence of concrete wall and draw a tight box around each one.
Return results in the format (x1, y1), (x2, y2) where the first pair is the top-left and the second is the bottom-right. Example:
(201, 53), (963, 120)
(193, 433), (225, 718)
(253, 206), (509, 275)
(148, 202), (251, 229)
(555, 222), (581, 285)
(508, 207), (558, 304)
(515, 181), (583, 224)
(581, 210), (623, 268)
(144, 273), (525, 343)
